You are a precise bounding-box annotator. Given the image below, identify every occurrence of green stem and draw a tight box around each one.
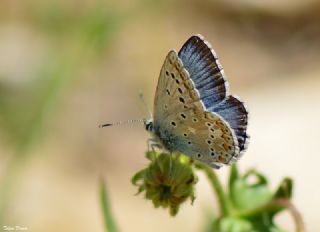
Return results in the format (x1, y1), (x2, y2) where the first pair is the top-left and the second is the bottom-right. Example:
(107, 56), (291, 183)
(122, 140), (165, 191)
(195, 162), (231, 217)
(100, 179), (119, 232)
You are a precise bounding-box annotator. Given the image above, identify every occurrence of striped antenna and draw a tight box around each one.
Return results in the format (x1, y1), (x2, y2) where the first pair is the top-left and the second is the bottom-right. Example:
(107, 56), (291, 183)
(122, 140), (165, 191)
(99, 119), (145, 128)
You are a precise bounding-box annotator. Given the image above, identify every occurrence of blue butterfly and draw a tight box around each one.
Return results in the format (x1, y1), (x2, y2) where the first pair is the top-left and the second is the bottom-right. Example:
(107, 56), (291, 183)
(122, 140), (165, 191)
(144, 35), (249, 169)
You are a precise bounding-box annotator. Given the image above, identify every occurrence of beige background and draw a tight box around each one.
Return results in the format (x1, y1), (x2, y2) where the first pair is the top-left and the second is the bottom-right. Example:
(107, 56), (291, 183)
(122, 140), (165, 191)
(1, 0), (320, 231)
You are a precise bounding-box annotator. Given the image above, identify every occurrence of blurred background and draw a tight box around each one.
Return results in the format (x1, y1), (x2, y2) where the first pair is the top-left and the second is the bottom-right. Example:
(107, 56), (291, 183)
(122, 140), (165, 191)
(0, 0), (320, 231)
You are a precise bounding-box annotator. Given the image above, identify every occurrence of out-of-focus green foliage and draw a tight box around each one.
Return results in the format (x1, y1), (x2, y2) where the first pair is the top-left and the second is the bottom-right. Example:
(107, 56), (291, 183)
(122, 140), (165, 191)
(0, 2), (122, 155)
(0, 1), (124, 224)
(0, 59), (70, 154)
(32, 1), (121, 50)
(228, 167), (273, 212)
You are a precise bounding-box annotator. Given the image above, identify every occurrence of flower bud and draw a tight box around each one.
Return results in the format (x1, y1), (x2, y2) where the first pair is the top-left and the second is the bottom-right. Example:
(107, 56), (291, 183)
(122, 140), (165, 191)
(132, 151), (198, 216)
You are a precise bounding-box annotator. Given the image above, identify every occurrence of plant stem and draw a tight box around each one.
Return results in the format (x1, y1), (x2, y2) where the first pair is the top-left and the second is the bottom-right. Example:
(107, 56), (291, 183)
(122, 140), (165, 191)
(195, 162), (231, 217)
(100, 179), (119, 232)
(274, 199), (305, 232)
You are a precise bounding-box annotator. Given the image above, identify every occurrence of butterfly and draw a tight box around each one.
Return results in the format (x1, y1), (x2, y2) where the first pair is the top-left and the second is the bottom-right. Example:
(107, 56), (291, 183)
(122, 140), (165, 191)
(144, 34), (249, 169)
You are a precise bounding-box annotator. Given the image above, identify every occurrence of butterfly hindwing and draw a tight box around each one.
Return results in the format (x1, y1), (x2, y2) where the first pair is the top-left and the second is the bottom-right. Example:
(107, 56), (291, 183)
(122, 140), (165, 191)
(209, 95), (249, 154)
(160, 109), (239, 168)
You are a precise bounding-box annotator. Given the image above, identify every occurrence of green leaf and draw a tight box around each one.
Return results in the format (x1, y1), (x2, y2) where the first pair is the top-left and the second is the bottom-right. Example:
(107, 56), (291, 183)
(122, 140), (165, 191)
(100, 180), (119, 232)
(131, 169), (146, 187)
(219, 217), (253, 232)
(248, 214), (285, 232)
(229, 169), (273, 211)
(224, 169), (297, 231)
(273, 177), (293, 199)
(212, 215), (286, 232)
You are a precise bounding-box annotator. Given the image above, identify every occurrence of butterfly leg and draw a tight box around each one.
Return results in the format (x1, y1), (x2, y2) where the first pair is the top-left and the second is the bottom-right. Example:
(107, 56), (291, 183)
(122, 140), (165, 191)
(147, 138), (162, 151)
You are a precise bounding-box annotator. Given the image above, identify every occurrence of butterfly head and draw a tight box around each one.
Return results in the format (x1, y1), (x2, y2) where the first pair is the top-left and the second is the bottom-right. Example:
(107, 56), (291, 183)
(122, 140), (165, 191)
(144, 118), (154, 133)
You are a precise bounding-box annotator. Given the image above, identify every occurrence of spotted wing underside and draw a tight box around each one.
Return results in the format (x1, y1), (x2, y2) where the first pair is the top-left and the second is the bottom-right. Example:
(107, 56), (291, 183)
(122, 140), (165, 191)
(153, 50), (240, 168)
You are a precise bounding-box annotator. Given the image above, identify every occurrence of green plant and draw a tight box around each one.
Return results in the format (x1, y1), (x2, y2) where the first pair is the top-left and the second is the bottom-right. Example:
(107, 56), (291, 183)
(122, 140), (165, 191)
(100, 151), (304, 232)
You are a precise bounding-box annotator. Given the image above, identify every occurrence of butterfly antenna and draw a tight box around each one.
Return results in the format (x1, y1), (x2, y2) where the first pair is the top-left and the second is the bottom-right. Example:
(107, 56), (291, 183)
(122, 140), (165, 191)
(139, 92), (152, 119)
(99, 119), (145, 128)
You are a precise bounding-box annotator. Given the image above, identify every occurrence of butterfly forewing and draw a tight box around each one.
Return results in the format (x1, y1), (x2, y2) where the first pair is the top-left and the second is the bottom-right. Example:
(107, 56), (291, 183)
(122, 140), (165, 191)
(153, 50), (204, 123)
